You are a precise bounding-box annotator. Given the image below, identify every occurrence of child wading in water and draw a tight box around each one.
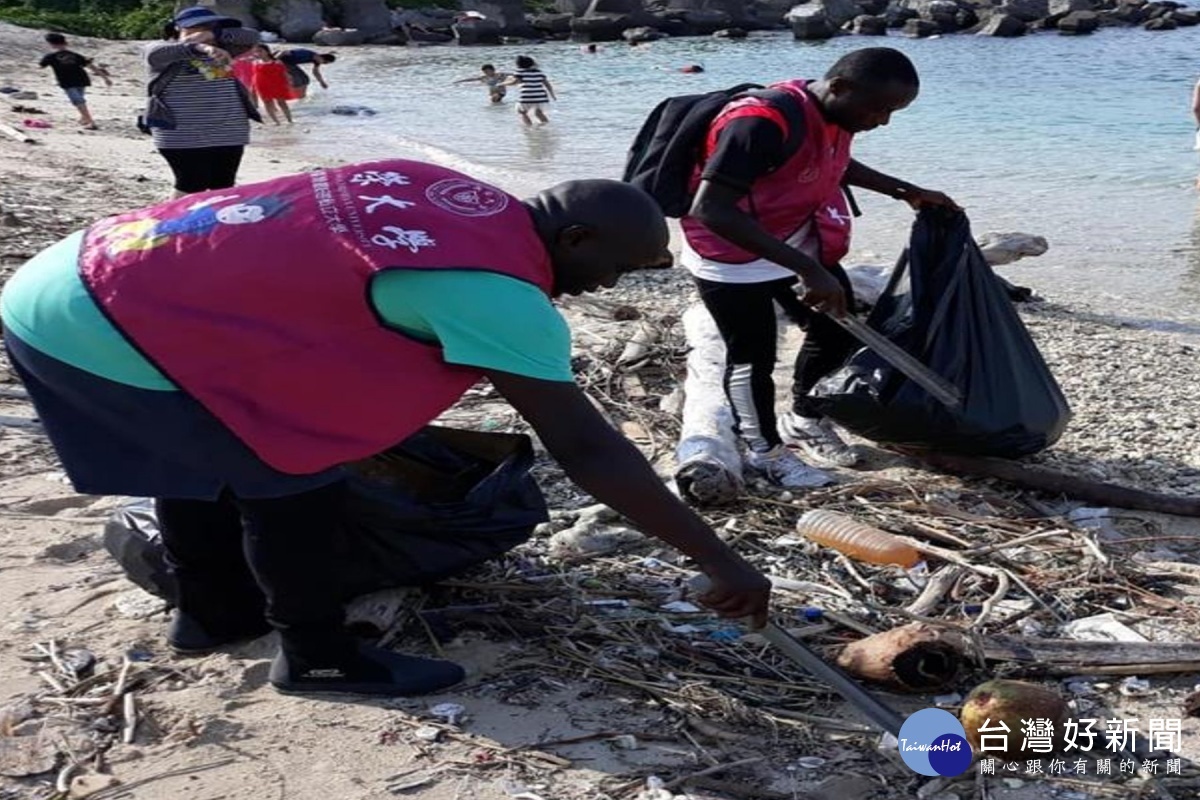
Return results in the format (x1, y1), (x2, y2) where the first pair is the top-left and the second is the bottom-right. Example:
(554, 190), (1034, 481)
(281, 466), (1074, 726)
(251, 46), (294, 125)
(38, 32), (111, 130)
(505, 55), (555, 126)
(454, 64), (509, 104)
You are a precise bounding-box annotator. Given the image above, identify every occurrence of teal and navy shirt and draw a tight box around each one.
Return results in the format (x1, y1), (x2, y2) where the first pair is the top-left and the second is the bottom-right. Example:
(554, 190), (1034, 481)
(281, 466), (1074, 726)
(1, 231), (573, 390)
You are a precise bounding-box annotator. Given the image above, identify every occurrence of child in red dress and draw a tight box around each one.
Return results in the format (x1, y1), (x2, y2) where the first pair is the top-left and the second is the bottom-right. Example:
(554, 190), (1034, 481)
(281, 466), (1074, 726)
(251, 46), (293, 125)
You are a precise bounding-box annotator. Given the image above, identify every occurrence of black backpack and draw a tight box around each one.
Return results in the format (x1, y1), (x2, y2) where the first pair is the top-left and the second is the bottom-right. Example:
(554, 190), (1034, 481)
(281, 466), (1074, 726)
(622, 83), (807, 218)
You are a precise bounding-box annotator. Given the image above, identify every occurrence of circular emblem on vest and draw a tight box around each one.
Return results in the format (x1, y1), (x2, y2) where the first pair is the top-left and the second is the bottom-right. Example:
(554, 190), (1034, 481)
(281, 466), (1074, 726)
(425, 179), (510, 217)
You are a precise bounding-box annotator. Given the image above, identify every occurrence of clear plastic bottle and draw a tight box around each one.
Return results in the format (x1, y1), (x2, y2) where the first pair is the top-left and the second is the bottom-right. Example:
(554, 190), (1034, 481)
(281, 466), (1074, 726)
(795, 509), (920, 568)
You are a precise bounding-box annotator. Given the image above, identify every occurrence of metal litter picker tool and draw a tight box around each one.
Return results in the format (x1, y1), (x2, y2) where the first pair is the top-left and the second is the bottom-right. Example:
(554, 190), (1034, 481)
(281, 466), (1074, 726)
(830, 314), (962, 411)
(689, 575), (905, 738)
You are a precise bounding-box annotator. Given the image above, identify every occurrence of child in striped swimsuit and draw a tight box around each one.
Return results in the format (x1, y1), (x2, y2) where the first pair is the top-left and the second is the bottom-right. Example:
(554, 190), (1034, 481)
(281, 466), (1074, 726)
(506, 55), (556, 126)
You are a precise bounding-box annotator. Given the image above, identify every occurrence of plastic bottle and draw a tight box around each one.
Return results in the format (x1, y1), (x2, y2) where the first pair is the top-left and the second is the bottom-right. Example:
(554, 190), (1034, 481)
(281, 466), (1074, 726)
(795, 509), (920, 568)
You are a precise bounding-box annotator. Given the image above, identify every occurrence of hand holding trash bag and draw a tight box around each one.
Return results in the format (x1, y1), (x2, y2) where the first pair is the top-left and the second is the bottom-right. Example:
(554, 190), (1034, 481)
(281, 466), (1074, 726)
(897, 185), (961, 212)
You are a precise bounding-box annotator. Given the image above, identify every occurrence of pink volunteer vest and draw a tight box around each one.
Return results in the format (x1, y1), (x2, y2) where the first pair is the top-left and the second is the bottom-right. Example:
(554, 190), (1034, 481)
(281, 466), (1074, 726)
(682, 80), (854, 267)
(79, 160), (554, 474)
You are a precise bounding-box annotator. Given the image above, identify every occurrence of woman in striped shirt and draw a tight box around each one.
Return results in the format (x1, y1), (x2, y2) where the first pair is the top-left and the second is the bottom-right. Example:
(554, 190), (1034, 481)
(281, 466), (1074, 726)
(505, 55), (556, 126)
(143, 6), (261, 197)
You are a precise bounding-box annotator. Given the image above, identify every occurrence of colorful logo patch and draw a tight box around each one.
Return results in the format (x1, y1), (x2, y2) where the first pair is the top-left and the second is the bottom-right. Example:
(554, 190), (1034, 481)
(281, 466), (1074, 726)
(898, 708), (973, 777)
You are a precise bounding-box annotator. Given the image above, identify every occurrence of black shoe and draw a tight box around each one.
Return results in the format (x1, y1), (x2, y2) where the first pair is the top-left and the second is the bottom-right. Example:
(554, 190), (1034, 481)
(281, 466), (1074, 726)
(269, 642), (465, 696)
(167, 610), (273, 655)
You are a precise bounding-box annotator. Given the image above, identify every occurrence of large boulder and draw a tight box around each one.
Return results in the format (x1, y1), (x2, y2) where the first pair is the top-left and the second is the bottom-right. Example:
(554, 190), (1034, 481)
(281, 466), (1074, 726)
(191, 0), (257, 27)
(884, 2), (920, 25)
(260, 0), (324, 41)
(586, 0), (643, 13)
(698, 0), (752, 23)
(340, 0), (393, 38)
(681, 7), (734, 30)
(902, 16), (941, 32)
(623, 23), (665, 38)
(461, 0), (533, 32)
(994, 0), (1048, 19)
(531, 11), (574, 32)
(750, 0), (799, 23)
(1168, 8), (1200, 24)
(850, 12), (889, 30)
(1057, 8), (1100, 28)
(977, 10), (1026, 31)
(1048, 0), (1093, 14)
(1143, 14), (1177, 26)
(787, 0), (861, 28)
(453, 17), (503, 42)
(555, 0), (592, 12)
(1106, 1), (1148, 21)
(788, 5), (836, 35)
(570, 13), (629, 38)
(920, 0), (962, 28)
(313, 27), (368, 44)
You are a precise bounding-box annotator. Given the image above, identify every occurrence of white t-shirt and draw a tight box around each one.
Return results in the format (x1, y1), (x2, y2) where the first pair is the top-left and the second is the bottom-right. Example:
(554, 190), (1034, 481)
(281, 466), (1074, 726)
(680, 220), (818, 284)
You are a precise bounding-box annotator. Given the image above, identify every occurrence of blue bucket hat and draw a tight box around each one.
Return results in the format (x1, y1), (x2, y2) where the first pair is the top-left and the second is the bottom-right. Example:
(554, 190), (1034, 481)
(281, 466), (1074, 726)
(173, 6), (242, 28)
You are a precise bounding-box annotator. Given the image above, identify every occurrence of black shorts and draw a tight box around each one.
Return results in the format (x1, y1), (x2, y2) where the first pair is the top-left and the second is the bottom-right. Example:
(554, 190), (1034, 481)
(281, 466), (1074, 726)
(158, 145), (245, 194)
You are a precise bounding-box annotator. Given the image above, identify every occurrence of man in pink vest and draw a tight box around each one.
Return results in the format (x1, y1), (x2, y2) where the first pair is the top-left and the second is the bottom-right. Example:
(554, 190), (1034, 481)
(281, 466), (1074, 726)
(1, 159), (771, 696)
(683, 47), (959, 488)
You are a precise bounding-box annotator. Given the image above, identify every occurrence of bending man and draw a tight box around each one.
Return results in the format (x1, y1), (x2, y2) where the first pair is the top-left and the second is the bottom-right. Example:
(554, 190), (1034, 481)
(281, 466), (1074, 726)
(0, 159), (770, 697)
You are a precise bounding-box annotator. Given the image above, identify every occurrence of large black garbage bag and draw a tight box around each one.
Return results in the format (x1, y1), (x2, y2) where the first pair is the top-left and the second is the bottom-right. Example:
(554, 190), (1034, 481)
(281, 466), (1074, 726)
(102, 426), (548, 603)
(808, 210), (1071, 457)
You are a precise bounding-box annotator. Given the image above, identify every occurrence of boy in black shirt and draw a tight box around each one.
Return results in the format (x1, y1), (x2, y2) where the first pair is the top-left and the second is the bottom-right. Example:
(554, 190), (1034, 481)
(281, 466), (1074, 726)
(38, 33), (111, 130)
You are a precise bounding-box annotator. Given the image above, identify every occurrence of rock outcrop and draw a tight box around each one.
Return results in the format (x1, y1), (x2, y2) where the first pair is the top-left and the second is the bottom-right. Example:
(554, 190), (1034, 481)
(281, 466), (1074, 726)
(252, 0), (1200, 44)
(259, 0), (324, 41)
(339, 0), (394, 40)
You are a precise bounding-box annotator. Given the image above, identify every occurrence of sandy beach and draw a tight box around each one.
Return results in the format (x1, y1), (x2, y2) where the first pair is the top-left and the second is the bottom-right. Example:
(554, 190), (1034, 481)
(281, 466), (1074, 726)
(3, 20), (1200, 800)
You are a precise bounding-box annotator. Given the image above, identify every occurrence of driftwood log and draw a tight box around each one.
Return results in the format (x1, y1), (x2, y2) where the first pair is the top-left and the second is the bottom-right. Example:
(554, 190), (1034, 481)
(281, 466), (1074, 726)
(911, 452), (1200, 517)
(835, 622), (968, 691)
(675, 303), (743, 506)
(0, 123), (36, 144)
(984, 636), (1200, 675)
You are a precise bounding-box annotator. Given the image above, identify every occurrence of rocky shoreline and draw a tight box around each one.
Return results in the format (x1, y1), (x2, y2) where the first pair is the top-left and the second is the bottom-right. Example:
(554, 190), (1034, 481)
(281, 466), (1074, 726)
(197, 0), (1198, 48)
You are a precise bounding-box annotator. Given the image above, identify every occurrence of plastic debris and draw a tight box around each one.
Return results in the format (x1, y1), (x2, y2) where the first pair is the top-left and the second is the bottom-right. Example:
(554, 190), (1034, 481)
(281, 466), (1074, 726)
(634, 775), (673, 800)
(933, 693), (962, 707)
(1119, 676), (1152, 697)
(609, 734), (640, 750)
(429, 703), (466, 725)
(707, 629), (740, 642)
(795, 756), (826, 769)
(659, 600), (701, 613)
(1061, 612), (1147, 644)
(413, 726), (441, 742)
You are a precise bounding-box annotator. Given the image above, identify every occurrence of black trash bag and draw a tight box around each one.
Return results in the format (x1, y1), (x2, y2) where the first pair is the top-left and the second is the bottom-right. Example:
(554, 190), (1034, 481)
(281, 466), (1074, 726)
(808, 209), (1071, 458)
(102, 499), (178, 600)
(102, 426), (548, 603)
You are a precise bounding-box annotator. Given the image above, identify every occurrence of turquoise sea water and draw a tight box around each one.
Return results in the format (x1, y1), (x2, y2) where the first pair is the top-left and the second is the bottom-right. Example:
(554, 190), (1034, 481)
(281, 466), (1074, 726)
(279, 28), (1200, 325)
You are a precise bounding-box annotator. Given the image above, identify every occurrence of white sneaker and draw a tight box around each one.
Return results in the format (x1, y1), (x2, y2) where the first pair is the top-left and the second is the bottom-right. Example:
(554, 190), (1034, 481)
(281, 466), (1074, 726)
(780, 413), (860, 468)
(745, 446), (835, 489)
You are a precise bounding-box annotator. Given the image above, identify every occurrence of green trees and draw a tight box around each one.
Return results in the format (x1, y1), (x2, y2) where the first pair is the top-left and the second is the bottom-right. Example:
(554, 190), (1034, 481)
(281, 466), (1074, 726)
(0, 0), (177, 37)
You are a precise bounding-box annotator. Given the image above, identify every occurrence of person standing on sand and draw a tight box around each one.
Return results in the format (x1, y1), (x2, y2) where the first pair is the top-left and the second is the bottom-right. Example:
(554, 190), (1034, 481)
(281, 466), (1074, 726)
(682, 47), (959, 488)
(505, 55), (555, 126)
(250, 46), (294, 125)
(143, 6), (262, 197)
(454, 63), (509, 104)
(38, 32), (111, 130)
(0, 159), (771, 697)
